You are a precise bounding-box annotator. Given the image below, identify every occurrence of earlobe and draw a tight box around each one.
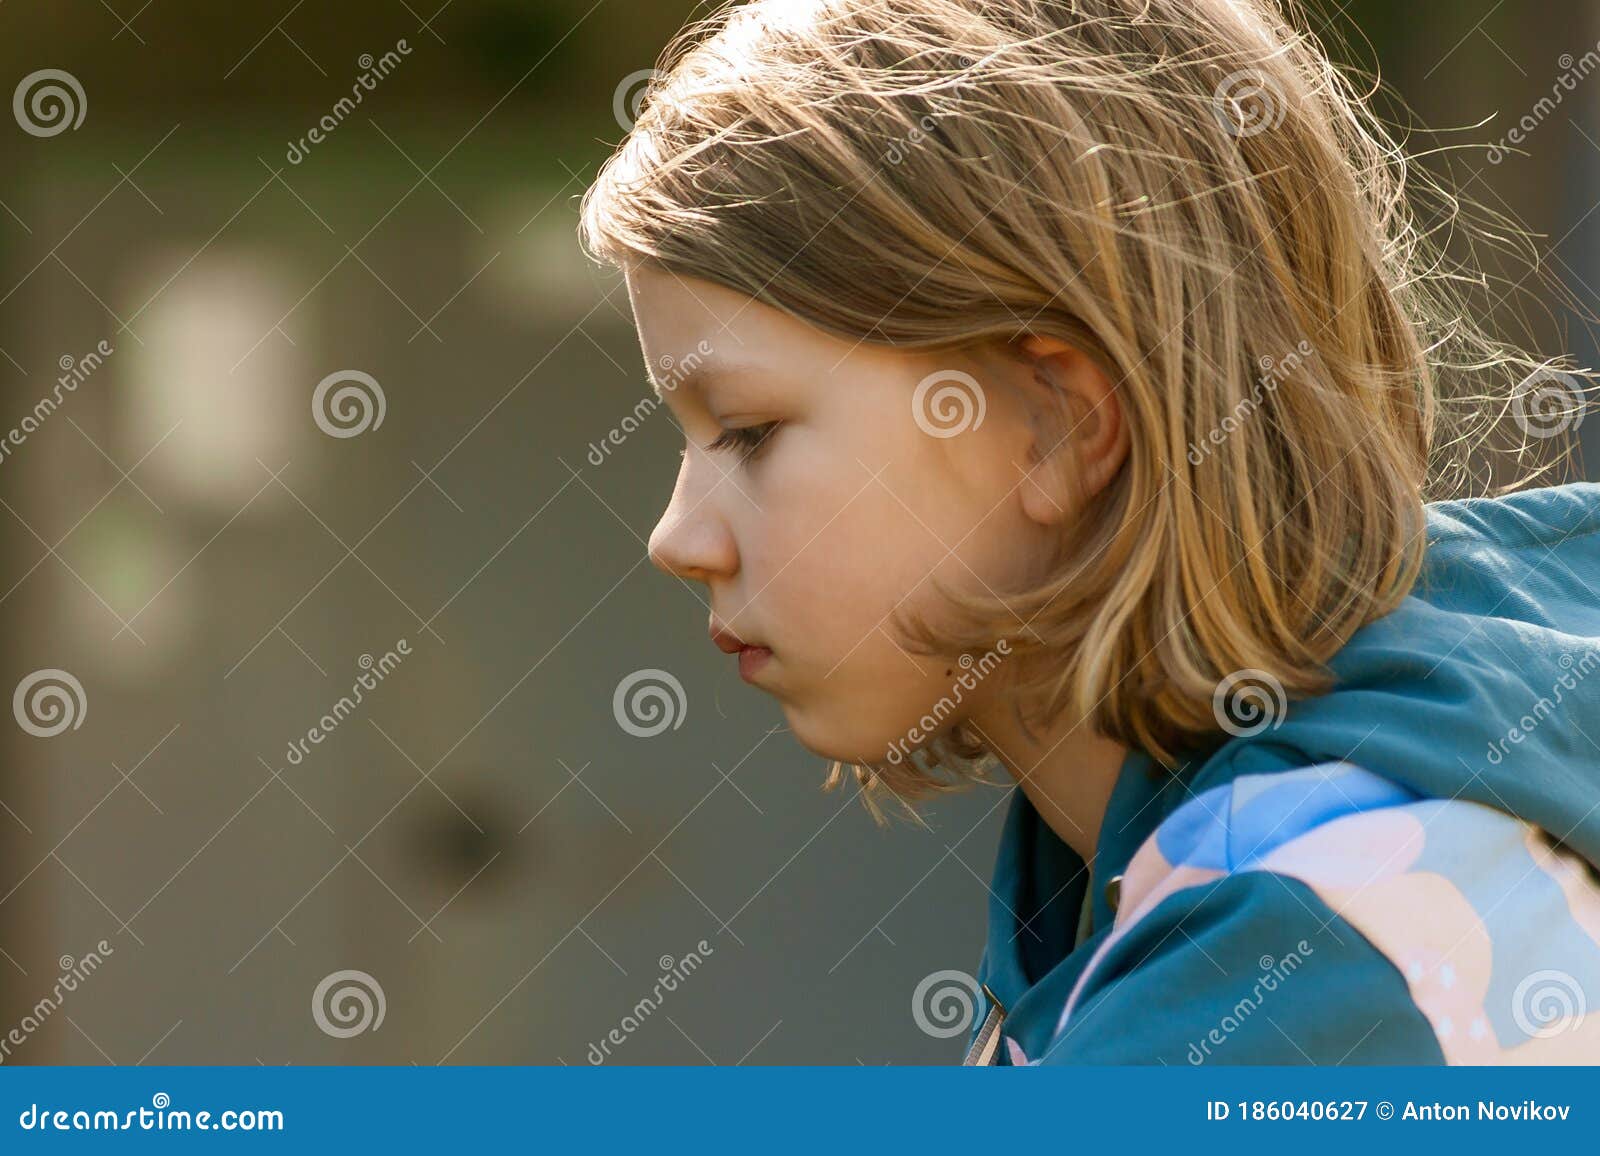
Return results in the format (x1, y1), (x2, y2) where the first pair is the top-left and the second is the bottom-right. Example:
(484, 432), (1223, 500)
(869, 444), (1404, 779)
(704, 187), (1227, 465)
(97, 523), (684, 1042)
(1016, 334), (1127, 526)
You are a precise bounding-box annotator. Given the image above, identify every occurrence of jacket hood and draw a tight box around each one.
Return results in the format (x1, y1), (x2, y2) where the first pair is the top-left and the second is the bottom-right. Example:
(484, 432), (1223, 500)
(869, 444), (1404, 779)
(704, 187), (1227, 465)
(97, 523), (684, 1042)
(1183, 479), (1600, 870)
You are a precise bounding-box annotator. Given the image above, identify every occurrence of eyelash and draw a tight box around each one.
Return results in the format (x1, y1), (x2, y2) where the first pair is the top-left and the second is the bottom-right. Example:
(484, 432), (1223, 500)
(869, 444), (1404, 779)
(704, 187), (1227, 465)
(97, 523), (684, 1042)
(707, 421), (781, 461)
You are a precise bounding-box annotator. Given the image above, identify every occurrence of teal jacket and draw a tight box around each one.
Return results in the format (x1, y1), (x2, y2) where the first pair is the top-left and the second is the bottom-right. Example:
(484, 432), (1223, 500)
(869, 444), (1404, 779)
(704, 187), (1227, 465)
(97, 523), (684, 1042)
(967, 481), (1600, 1064)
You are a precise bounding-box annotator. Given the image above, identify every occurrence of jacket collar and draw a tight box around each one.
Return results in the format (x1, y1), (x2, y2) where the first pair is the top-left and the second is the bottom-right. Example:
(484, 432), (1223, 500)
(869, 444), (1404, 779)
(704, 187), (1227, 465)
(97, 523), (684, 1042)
(980, 746), (1195, 1016)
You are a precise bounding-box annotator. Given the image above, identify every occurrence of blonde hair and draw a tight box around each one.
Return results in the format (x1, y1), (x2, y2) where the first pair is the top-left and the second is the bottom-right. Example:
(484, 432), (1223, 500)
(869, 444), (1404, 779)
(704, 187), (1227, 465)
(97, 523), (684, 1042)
(580, 0), (1591, 821)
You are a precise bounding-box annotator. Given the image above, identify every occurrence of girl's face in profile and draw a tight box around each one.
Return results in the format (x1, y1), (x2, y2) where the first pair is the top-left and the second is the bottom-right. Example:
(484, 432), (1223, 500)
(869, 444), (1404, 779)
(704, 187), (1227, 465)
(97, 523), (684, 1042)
(624, 263), (1108, 766)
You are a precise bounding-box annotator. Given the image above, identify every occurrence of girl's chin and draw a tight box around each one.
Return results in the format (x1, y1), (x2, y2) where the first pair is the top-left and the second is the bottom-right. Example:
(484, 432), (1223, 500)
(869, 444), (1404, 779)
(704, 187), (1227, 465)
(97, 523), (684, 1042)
(779, 704), (906, 767)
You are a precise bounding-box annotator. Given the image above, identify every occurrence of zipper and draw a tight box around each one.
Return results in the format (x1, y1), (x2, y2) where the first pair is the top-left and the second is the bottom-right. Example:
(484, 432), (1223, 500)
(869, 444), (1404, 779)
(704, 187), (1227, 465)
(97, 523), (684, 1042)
(961, 983), (1007, 1066)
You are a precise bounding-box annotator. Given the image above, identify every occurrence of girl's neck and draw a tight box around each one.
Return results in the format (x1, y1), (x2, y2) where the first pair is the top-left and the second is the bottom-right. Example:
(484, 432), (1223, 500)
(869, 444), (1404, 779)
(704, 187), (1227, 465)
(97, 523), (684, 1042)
(967, 705), (1129, 869)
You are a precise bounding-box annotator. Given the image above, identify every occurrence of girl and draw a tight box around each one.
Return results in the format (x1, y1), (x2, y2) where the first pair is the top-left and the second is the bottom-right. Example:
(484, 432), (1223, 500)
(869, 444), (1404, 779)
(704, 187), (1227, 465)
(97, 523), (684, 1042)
(580, 0), (1600, 1063)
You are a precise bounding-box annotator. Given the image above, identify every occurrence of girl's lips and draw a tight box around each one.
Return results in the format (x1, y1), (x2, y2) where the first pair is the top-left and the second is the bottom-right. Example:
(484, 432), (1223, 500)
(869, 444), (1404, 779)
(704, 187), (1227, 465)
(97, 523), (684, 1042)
(738, 645), (773, 681)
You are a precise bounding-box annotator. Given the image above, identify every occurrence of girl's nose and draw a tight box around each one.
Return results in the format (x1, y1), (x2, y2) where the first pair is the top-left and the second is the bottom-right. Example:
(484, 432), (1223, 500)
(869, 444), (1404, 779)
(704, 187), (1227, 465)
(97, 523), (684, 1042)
(647, 450), (738, 583)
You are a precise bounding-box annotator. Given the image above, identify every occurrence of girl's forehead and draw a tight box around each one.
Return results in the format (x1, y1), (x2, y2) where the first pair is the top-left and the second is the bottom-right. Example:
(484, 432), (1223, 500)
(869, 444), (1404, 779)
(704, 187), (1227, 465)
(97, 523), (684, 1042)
(630, 268), (869, 367)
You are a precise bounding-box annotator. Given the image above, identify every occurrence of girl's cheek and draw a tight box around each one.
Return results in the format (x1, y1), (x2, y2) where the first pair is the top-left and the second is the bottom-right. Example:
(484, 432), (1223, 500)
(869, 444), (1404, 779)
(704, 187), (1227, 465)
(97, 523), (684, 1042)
(757, 424), (914, 591)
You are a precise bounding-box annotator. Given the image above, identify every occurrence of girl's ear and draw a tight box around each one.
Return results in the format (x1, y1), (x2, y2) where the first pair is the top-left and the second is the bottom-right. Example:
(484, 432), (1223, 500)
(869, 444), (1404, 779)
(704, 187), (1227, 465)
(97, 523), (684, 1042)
(1015, 333), (1129, 527)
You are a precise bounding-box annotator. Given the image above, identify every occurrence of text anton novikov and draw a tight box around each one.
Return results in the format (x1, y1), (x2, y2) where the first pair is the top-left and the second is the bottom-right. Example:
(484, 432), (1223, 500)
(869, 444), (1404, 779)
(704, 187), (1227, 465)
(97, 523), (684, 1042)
(1401, 1100), (1569, 1121)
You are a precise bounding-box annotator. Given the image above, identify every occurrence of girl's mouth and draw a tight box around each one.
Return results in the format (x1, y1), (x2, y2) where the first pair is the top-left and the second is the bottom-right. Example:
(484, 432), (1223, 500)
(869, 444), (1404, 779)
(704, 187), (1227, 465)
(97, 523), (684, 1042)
(711, 620), (773, 681)
(738, 645), (773, 681)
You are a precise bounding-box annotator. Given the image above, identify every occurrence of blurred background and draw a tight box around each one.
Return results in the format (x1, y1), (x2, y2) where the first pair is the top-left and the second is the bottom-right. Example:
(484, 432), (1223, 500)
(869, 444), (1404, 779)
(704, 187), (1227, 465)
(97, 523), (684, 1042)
(0, 0), (1594, 1064)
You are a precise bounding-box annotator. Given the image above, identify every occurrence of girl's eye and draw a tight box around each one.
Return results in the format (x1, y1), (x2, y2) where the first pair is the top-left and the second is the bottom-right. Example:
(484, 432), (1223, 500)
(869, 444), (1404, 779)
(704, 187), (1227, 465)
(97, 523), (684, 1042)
(706, 421), (781, 461)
